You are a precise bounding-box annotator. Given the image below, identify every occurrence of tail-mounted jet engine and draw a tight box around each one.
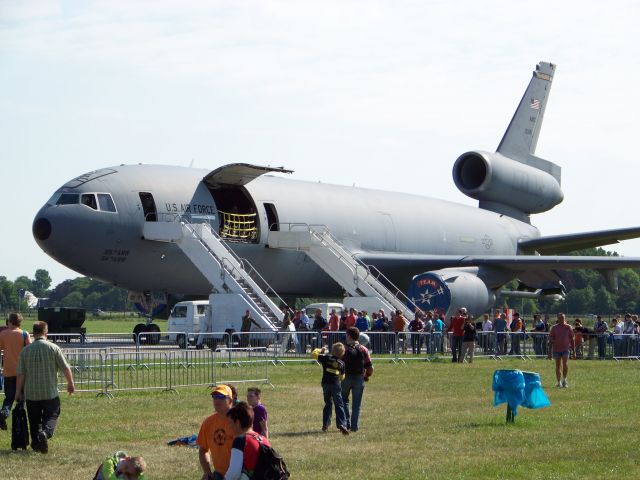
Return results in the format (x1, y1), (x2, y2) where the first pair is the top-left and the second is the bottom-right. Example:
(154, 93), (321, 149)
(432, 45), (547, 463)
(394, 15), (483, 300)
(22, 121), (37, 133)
(407, 269), (496, 319)
(453, 151), (563, 217)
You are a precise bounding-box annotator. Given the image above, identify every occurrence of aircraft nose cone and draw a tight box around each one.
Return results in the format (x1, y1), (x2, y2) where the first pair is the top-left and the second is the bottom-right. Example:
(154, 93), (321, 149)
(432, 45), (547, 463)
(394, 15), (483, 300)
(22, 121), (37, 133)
(33, 217), (52, 241)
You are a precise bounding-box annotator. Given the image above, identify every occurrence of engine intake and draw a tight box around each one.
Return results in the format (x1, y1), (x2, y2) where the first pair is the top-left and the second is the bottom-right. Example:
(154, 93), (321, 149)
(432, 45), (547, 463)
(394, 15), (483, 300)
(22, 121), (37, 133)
(408, 269), (495, 319)
(453, 151), (563, 216)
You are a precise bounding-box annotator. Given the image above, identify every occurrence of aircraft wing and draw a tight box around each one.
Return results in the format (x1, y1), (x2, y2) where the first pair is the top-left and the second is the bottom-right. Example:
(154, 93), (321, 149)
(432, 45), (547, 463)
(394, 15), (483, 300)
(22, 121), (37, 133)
(518, 226), (640, 255)
(203, 163), (293, 187)
(357, 252), (640, 272)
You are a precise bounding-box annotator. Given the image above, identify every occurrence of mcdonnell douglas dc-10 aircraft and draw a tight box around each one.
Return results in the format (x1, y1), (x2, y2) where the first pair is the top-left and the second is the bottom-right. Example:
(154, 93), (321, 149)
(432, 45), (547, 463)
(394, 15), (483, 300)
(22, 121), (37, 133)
(32, 61), (640, 329)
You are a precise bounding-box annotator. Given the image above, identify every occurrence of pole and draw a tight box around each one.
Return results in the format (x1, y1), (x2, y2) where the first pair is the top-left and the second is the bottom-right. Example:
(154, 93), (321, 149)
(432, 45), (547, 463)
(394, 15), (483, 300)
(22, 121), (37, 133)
(506, 405), (515, 423)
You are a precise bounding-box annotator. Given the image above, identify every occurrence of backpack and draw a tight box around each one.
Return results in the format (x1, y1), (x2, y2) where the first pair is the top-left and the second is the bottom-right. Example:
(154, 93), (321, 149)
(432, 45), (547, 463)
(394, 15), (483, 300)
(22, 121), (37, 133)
(11, 403), (29, 450)
(253, 440), (290, 480)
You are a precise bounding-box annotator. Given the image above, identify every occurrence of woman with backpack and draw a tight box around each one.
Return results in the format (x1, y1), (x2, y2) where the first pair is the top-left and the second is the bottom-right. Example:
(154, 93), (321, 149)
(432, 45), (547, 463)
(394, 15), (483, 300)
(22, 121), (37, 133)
(224, 402), (288, 480)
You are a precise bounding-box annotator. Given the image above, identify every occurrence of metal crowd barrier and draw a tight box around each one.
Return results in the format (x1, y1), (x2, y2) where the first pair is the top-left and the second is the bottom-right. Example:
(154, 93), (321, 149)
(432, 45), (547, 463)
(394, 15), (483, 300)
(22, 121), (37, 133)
(5, 330), (640, 400)
(201, 330), (639, 362)
(610, 333), (640, 360)
(43, 346), (272, 397)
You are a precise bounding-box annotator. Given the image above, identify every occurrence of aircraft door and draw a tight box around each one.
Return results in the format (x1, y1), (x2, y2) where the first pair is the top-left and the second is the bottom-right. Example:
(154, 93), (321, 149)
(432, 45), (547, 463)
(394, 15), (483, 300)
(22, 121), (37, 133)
(258, 202), (279, 244)
(264, 203), (279, 231)
(139, 192), (157, 221)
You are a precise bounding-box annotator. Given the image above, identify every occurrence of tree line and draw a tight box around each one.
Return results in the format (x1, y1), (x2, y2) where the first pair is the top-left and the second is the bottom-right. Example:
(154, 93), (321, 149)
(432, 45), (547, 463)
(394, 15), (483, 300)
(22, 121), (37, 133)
(1, 247), (639, 315)
(0, 271), (130, 313)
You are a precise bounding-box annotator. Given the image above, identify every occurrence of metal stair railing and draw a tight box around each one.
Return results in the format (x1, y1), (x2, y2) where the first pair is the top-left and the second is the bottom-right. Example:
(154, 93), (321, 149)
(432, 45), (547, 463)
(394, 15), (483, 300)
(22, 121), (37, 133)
(199, 223), (287, 313)
(366, 264), (421, 315)
(284, 224), (417, 316)
(315, 230), (414, 315)
(180, 220), (284, 325)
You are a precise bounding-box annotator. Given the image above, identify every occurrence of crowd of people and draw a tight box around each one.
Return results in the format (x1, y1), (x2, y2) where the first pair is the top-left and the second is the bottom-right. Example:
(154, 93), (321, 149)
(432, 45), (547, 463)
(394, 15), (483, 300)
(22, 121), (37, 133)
(270, 304), (640, 363)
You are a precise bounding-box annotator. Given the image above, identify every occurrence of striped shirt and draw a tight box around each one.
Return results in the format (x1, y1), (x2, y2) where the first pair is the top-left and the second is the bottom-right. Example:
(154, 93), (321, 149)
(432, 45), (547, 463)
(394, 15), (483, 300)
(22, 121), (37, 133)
(16, 337), (70, 401)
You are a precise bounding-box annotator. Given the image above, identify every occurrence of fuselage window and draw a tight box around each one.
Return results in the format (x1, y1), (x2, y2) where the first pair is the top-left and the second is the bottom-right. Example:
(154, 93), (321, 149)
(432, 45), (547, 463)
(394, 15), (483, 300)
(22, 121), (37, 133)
(81, 194), (98, 210)
(47, 192), (62, 205)
(97, 193), (117, 213)
(56, 193), (79, 205)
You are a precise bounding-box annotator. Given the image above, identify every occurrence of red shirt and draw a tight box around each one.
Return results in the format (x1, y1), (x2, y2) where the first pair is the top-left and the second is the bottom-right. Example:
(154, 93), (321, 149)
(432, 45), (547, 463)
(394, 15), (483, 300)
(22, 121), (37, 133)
(328, 314), (339, 331)
(449, 316), (466, 336)
(345, 314), (357, 329)
(232, 432), (271, 472)
(549, 323), (574, 352)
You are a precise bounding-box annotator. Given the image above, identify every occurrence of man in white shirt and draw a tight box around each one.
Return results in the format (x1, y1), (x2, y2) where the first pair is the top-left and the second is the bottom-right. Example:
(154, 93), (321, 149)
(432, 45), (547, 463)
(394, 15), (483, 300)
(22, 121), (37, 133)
(612, 318), (624, 358)
(481, 314), (493, 353)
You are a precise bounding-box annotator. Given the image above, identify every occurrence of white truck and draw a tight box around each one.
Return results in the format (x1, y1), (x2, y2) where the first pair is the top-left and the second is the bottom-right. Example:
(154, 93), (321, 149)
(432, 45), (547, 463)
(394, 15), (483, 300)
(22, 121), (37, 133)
(167, 294), (279, 348)
(304, 302), (344, 320)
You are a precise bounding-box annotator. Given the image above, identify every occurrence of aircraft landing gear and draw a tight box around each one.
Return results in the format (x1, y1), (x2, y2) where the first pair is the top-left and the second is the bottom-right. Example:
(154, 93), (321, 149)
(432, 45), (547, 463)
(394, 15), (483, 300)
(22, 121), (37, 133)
(133, 322), (161, 345)
(133, 323), (146, 343)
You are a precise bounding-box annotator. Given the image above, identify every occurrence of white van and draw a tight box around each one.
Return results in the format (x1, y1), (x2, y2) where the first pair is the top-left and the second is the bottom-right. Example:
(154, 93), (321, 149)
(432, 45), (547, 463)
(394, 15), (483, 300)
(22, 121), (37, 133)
(167, 295), (279, 348)
(304, 302), (344, 320)
(342, 297), (393, 317)
(167, 300), (210, 348)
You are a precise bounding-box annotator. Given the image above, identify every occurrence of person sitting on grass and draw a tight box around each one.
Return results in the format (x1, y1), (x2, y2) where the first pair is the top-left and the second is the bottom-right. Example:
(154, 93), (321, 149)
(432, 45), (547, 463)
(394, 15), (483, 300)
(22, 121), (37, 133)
(224, 402), (271, 480)
(93, 451), (147, 480)
(312, 342), (349, 435)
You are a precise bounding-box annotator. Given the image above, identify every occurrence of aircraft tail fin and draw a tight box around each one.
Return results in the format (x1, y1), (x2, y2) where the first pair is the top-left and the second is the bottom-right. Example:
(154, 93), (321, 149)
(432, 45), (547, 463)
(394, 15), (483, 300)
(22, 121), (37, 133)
(452, 62), (564, 221)
(497, 61), (561, 182)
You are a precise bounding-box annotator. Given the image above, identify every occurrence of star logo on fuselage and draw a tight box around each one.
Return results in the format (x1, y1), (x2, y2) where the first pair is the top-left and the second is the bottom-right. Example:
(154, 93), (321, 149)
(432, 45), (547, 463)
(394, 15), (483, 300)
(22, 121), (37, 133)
(482, 235), (493, 249)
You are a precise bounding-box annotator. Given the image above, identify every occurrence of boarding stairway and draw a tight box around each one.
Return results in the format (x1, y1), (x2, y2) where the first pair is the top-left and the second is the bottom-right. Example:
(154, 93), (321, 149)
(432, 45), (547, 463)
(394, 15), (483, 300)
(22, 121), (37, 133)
(142, 220), (284, 329)
(268, 225), (418, 319)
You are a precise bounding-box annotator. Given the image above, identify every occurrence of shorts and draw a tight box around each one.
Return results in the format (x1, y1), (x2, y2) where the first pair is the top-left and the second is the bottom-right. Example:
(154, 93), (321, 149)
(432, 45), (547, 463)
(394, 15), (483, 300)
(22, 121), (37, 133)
(552, 351), (569, 359)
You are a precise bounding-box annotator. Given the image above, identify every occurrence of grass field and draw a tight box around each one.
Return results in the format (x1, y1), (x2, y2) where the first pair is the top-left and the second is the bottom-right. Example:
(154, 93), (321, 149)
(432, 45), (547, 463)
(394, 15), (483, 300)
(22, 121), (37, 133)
(1, 358), (638, 479)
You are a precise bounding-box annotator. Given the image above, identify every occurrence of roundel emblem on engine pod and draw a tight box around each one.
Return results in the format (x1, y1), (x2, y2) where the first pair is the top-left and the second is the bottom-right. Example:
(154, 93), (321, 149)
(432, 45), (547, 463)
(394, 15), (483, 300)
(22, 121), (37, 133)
(407, 272), (451, 314)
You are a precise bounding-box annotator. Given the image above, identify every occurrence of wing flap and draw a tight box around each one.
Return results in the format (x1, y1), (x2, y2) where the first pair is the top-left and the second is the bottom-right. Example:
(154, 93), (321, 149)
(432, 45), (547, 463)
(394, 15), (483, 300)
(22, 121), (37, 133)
(519, 226), (640, 254)
(357, 252), (640, 272)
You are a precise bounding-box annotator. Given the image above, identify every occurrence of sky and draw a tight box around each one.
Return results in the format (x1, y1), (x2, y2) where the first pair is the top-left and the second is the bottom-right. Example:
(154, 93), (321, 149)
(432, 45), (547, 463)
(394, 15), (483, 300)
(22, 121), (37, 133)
(2, 0), (640, 288)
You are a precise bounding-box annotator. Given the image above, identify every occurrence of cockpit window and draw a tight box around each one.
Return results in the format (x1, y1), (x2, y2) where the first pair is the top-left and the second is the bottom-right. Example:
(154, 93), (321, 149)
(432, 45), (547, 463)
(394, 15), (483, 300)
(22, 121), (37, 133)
(97, 193), (117, 212)
(51, 191), (117, 213)
(81, 194), (98, 210)
(56, 193), (79, 205)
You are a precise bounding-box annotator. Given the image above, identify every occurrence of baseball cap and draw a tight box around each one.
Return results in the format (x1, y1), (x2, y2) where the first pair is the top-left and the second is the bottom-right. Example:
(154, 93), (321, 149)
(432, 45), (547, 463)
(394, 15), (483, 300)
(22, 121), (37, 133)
(459, 307), (467, 314)
(211, 384), (232, 398)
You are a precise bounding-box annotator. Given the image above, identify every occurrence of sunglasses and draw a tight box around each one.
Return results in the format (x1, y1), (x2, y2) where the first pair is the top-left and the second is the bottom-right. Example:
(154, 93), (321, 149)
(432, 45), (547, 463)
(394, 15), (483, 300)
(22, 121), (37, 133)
(211, 393), (229, 399)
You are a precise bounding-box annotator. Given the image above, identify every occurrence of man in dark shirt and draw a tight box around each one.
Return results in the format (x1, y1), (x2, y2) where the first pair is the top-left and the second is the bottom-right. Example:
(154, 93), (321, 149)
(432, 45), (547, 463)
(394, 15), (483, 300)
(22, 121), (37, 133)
(240, 310), (260, 347)
(493, 313), (508, 356)
(460, 317), (477, 363)
(341, 327), (373, 432)
(408, 313), (425, 354)
(312, 310), (328, 348)
(312, 343), (349, 435)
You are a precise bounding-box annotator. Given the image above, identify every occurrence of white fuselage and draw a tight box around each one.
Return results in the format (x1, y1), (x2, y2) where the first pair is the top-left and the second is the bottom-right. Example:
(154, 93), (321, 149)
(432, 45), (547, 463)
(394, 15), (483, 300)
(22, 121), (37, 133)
(33, 165), (540, 296)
